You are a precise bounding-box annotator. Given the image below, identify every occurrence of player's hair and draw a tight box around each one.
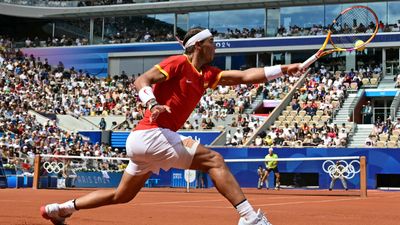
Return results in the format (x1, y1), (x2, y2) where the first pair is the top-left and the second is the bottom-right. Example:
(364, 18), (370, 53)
(182, 28), (205, 54)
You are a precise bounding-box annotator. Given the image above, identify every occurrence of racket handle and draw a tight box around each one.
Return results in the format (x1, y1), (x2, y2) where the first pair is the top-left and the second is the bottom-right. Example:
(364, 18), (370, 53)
(300, 54), (318, 70)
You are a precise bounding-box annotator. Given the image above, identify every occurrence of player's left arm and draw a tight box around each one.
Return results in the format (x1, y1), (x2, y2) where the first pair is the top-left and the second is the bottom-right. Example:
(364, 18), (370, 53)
(217, 63), (302, 86)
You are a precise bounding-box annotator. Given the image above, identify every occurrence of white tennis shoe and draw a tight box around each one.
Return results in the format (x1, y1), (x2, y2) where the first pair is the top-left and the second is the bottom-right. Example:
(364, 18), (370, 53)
(238, 209), (272, 225)
(40, 203), (72, 225)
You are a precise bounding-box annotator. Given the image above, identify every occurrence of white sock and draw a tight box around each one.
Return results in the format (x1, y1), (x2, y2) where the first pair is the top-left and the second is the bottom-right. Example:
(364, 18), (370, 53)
(235, 200), (257, 220)
(59, 200), (77, 214)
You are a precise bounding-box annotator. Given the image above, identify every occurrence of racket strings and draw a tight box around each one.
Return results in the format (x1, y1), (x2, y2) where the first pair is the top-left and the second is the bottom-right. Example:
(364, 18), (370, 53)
(330, 8), (377, 49)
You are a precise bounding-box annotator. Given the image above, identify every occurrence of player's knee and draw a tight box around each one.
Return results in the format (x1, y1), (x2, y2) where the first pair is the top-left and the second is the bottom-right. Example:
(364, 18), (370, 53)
(212, 152), (226, 169)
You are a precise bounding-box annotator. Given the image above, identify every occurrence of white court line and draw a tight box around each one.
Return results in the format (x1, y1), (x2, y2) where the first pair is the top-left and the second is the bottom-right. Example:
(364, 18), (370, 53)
(252, 197), (362, 207)
(133, 199), (225, 206)
(132, 195), (361, 208)
(144, 198), (363, 209)
(134, 195), (316, 206)
(0, 199), (31, 203)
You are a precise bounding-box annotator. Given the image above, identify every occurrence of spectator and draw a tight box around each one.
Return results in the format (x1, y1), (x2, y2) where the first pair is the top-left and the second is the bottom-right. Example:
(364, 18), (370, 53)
(99, 118), (107, 130)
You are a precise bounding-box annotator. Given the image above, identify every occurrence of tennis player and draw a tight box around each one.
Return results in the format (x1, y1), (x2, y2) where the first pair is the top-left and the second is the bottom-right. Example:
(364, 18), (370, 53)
(41, 28), (302, 225)
(263, 148), (280, 190)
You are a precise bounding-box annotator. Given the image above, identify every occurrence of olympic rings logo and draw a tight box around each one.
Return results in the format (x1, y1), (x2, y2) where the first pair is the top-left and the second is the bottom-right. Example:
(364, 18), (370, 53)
(322, 160), (360, 179)
(43, 161), (64, 173)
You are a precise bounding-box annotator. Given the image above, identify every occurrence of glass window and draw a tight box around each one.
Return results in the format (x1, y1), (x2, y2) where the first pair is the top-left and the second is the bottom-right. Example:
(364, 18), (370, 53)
(324, 5), (341, 26)
(211, 55), (226, 70)
(388, 1), (400, 25)
(291, 50), (315, 65)
(280, 6), (324, 32)
(209, 9), (265, 38)
(258, 53), (272, 67)
(230, 53), (257, 70)
(356, 48), (382, 72)
(177, 13), (189, 32)
(367, 2), (387, 25)
(266, 8), (279, 37)
(272, 52), (285, 65)
(54, 18), (90, 44)
(385, 48), (399, 75)
(188, 12), (209, 29)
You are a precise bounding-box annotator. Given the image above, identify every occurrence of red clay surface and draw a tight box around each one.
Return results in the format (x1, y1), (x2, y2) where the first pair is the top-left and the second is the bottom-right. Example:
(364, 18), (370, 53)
(0, 188), (399, 225)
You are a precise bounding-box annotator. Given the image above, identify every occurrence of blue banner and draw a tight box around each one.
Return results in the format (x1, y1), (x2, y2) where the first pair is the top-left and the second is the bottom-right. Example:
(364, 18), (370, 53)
(74, 171), (123, 188)
(365, 90), (398, 97)
(78, 131), (102, 144)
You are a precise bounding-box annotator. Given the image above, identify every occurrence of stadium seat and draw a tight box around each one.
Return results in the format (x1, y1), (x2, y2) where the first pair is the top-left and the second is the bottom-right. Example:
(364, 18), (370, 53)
(290, 111), (298, 117)
(286, 116), (294, 123)
(316, 110), (324, 117)
(298, 110), (306, 117)
(387, 141), (398, 148)
(376, 141), (386, 148)
(350, 82), (358, 90)
(303, 115), (312, 123)
(370, 78), (378, 85)
(372, 73), (380, 79)
(389, 135), (399, 142)
(362, 78), (370, 85)
(379, 134), (389, 142)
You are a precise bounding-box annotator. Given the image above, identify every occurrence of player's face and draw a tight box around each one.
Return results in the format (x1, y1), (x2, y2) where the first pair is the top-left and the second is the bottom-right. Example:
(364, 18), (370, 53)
(201, 37), (216, 63)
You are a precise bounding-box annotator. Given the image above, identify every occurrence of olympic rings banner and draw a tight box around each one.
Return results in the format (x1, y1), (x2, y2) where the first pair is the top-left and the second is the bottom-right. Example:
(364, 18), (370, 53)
(43, 162), (65, 174)
(322, 160), (361, 180)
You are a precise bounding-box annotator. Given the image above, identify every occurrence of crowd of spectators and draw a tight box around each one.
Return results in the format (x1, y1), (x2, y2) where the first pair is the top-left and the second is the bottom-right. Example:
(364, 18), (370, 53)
(181, 84), (261, 131)
(0, 47), (132, 168)
(365, 117), (400, 147)
(276, 20), (399, 37)
(252, 67), (354, 148)
(0, 48), (141, 118)
(219, 75), (300, 146)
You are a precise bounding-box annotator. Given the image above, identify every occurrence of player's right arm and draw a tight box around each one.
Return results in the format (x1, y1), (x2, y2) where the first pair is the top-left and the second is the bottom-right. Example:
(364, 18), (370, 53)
(134, 66), (171, 122)
(134, 66), (166, 92)
(217, 63), (302, 86)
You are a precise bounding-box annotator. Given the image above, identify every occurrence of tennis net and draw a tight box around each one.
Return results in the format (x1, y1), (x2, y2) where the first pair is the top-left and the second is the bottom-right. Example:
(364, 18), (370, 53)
(32, 154), (366, 197)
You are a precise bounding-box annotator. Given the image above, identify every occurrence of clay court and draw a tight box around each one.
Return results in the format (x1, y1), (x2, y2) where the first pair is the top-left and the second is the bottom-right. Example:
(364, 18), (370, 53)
(0, 188), (398, 225)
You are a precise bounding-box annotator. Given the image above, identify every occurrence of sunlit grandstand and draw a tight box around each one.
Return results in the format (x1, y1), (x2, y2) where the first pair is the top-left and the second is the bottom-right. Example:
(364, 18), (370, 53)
(1, 1), (400, 225)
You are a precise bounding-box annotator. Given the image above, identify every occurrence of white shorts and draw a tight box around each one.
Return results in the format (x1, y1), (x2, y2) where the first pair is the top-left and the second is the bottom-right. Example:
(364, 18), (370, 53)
(125, 128), (199, 176)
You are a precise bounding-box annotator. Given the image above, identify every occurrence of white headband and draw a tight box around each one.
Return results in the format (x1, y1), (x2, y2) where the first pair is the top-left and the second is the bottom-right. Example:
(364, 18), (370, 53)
(184, 29), (212, 49)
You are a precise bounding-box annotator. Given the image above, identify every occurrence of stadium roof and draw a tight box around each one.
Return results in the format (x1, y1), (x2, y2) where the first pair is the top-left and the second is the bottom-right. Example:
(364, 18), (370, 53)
(0, 0), (380, 19)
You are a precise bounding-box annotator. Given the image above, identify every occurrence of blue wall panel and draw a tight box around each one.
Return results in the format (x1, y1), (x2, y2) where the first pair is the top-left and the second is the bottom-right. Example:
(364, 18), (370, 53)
(69, 147), (400, 189)
(111, 131), (221, 148)
(78, 131), (102, 144)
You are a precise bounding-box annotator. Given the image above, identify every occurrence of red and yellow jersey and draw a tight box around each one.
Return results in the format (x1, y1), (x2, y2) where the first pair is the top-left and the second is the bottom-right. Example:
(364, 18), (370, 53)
(135, 55), (222, 132)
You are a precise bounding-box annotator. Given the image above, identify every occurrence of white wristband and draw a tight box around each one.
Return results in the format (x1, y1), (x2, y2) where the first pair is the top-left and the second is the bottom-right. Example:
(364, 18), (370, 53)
(138, 86), (156, 105)
(264, 65), (283, 81)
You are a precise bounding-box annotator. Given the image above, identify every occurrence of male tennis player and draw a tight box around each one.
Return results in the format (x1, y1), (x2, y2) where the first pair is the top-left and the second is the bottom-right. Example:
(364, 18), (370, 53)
(263, 148), (280, 190)
(41, 28), (302, 225)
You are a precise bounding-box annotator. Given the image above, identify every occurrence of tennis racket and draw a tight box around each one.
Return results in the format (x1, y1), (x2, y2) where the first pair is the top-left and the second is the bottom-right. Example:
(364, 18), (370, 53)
(300, 5), (379, 70)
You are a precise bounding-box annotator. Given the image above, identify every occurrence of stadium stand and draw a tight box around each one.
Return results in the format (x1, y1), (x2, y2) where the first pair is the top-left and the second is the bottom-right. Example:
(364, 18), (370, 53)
(253, 68), (354, 147)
